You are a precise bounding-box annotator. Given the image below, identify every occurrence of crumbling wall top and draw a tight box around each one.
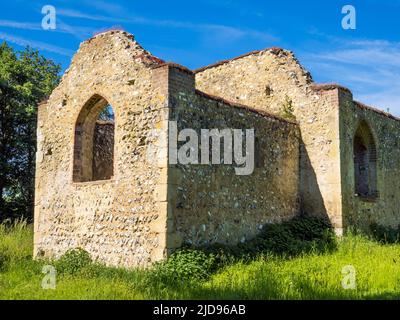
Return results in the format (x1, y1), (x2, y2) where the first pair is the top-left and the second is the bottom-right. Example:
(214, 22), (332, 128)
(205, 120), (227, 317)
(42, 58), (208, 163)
(193, 47), (287, 73)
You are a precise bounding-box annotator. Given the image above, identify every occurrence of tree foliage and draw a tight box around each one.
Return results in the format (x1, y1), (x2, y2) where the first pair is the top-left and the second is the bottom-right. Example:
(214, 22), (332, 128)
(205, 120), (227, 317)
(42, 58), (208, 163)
(98, 104), (115, 122)
(0, 42), (60, 221)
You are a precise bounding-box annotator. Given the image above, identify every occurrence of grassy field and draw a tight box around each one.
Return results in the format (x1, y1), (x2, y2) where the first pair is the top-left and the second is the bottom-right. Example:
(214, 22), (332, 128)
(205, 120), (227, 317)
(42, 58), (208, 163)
(0, 220), (400, 300)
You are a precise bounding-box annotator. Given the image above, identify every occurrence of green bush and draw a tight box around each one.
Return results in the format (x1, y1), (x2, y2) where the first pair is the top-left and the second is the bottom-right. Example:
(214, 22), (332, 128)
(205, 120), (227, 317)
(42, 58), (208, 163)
(146, 216), (336, 285)
(370, 222), (400, 244)
(55, 248), (92, 275)
(238, 216), (336, 257)
(148, 249), (217, 284)
(198, 216), (336, 264)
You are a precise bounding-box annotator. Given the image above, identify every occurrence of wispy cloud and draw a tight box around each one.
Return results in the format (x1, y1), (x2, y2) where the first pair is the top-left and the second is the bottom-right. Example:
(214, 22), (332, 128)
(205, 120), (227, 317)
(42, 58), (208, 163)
(57, 8), (277, 42)
(310, 41), (400, 68)
(197, 0), (265, 17)
(0, 19), (42, 31)
(0, 18), (94, 39)
(301, 34), (400, 115)
(57, 19), (95, 39)
(57, 8), (115, 22)
(86, 0), (125, 14)
(0, 32), (73, 56)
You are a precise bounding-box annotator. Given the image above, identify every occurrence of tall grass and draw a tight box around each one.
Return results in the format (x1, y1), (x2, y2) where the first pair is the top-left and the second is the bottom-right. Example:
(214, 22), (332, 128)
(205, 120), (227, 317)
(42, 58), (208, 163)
(0, 220), (400, 300)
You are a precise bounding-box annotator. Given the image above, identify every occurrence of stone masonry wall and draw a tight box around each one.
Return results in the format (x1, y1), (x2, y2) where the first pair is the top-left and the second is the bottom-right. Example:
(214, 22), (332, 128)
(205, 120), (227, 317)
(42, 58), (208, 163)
(195, 50), (344, 232)
(36, 30), (400, 268)
(34, 31), (170, 267)
(339, 95), (400, 231)
(152, 64), (300, 251)
(195, 48), (312, 116)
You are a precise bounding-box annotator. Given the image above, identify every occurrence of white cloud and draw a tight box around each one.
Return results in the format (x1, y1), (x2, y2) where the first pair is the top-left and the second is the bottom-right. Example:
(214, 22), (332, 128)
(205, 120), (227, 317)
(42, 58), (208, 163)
(358, 90), (400, 113)
(0, 20), (42, 31)
(301, 36), (400, 115)
(0, 18), (94, 39)
(57, 8), (277, 43)
(310, 46), (400, 68)
(86, 0), (125, 14)
(57, 8), (114, 22)
(0, 32), (73, 56)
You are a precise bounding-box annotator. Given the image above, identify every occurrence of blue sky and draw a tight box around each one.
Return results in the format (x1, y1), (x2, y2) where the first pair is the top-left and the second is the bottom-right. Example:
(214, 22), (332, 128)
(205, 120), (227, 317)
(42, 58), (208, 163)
(1, 0), (400, 114)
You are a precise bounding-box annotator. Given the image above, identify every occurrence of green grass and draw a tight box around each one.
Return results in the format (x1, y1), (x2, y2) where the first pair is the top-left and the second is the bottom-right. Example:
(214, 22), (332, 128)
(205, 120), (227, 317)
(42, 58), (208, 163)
(0, 221), (400, 300)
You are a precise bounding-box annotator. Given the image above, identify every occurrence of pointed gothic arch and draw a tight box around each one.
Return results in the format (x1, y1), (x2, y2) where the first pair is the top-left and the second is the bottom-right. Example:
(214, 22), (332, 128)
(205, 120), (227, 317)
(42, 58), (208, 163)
(73, 94), (115, 182)
(353, 120), (378, 199)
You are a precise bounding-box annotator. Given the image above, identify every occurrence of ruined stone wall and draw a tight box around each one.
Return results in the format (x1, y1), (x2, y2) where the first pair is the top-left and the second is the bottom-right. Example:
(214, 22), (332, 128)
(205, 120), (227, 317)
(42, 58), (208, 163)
(34, 30), (400, 268)
(195, 50), (344, 232)
(195, 48), (312, 116)
(299, 86), (344, 233)
(172, 93), (300, 247)
(153, 64), (300, 250)
(34, 31), (169, 267)
(339, 96), (400, 231)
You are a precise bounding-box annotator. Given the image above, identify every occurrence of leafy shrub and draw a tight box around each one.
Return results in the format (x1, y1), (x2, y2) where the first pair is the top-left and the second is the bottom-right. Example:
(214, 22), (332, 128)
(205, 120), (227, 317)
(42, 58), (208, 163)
(146, 216), (336, 285)
(251, 216), (336, 256)
(55, 248), (92, 275)
(280, 95), (296, 121)
(147, 249), (217, 284)
(370, 222), (400, 244)
(200, 216), (336, 263)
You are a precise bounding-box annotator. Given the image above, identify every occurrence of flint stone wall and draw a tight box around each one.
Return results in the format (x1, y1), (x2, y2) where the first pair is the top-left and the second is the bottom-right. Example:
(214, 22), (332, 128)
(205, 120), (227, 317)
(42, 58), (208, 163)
(34, 31), (170, 267)
(151, 64), (300, 253)
(34, 31), (301, 268)
(195, 50), (344, 232)
(339, 95), (400, 231)
(35, 30), (400, 268)
(170, 91), (300, 248)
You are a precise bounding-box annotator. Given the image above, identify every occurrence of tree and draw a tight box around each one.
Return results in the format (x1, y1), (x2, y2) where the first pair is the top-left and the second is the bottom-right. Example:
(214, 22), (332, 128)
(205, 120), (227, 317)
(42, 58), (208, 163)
(0, 42), (60, 221)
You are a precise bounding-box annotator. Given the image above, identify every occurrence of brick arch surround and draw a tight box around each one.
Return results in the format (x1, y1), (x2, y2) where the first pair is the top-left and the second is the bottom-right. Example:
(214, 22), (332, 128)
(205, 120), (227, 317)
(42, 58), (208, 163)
(353, 120), (378, 199)
(73, 94), (115, 182)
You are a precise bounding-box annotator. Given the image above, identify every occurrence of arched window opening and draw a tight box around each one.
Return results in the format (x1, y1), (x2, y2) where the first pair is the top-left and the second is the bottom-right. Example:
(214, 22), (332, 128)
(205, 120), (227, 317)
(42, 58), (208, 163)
(73, 95), (115, 182)
(353, 121), (377, 199)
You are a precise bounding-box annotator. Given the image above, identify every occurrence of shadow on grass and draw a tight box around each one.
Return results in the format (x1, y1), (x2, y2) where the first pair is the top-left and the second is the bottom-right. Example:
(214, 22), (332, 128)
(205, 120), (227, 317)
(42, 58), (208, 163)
(143, 270), (400, 300)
